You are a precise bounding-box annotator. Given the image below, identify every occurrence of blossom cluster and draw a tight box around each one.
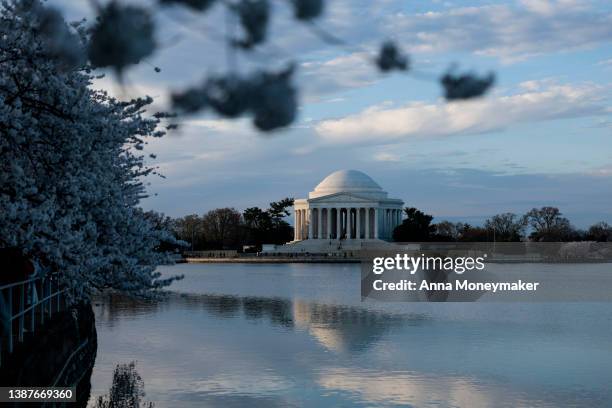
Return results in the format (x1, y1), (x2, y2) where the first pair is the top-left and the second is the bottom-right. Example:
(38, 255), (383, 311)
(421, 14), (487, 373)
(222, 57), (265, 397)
(1, 1), (181, 300)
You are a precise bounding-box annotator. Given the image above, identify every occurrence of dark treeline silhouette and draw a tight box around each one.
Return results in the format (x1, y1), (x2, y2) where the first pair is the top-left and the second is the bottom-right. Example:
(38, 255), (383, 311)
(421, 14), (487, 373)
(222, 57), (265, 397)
(148, 203), (611, 250)
(147, 198), (294, 251)
(393, 207), (612, 243)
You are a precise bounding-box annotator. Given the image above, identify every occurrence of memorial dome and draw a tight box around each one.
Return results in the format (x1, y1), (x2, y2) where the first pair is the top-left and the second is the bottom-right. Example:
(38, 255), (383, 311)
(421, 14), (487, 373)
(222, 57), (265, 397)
(309, 170), (386, 199)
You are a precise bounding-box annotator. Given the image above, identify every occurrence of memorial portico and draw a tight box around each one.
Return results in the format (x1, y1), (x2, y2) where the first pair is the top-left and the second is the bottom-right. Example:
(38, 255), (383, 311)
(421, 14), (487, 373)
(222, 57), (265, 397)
(292, 170), (404, 242)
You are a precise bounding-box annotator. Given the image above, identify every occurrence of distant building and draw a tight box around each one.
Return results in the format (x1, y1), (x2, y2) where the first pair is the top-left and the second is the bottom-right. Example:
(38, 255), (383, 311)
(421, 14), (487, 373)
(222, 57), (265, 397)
(270, 170), (404, 253)
(294, 169), (404, 241)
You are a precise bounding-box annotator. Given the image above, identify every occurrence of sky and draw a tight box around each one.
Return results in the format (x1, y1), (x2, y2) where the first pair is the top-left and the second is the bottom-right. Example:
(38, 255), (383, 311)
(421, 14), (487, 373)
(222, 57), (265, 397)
(52, 0), (612, 227)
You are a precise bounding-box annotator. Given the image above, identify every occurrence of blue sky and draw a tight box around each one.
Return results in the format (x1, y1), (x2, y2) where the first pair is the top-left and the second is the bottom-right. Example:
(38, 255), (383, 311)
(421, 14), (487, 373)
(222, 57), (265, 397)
(53, 0), (612, 227)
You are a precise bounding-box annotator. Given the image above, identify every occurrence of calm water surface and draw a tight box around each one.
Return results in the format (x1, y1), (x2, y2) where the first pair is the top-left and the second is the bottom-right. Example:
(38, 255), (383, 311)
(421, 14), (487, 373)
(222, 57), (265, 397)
(89, 263), (612, 407)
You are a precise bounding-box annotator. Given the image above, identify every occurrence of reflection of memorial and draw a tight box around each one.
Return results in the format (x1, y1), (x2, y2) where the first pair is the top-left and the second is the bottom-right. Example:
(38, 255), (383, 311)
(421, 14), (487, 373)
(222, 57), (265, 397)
(95, 293), (421, 353)
(292, 301), (418, 353)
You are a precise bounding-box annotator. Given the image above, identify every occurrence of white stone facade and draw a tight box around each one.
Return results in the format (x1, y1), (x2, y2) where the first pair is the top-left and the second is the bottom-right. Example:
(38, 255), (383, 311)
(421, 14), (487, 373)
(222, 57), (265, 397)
(292, 170), (404, 242)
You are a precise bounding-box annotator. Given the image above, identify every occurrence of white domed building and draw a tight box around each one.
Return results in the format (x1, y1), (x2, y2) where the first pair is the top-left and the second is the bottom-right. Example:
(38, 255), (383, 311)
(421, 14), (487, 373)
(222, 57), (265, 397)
(284, 170), (404, 251)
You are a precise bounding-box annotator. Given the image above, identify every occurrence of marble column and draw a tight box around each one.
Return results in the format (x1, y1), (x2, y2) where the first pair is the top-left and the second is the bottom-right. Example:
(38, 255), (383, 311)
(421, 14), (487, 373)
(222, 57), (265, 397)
(336, 208), (342, 239)
(356, 208), (361, 239)
(394, 209), (398, 233)
(384, 209), (388, 238)
(317, 208), (322, 239)
(342, 208), (347, 238)
(365, 208), (370, 239)
(327, 208), (332, 239)
(306, 208), (312, 239)
(374, 208), (379, 239)
(386, 210), (390, 238)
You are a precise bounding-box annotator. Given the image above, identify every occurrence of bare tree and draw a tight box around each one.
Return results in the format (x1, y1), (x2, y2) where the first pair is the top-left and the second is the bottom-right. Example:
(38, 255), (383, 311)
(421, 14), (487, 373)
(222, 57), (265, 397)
(433, 221), (461, 241)
(586, 222), (612, 242)
(523, 207), (576, 242)
(484, 212), (525, 242)
(173, 214), (205, 250)
(202, 208), (243, 249)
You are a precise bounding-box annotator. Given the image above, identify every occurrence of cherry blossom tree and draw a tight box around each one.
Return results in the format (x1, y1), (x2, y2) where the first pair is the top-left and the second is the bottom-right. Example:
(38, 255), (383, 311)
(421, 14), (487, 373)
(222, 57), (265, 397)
(0, 0), (181, 299)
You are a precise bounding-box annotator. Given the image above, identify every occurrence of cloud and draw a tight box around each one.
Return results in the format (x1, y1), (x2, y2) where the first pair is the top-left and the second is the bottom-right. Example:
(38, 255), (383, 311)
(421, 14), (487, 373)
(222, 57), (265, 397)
(52, 0), (612, 105)
(597, 58), (612, 68)
(315, 82), (610, 144)
(182, 118), (252, 133)
(300, 52), (379, 100)
(589, 165), (612, 177)
(373, 152), (401, 162)
(387, 0), (612, 62)
(274, 0), (612, 65)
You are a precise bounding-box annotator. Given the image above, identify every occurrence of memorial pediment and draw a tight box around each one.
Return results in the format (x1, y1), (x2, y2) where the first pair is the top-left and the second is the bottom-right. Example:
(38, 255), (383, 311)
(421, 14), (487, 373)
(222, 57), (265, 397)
(309, 192), (374, 204)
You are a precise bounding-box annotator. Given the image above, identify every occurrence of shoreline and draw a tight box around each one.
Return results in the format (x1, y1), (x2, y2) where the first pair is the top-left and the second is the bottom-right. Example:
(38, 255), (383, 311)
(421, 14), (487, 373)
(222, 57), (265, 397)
(181, 257), (612, 264)
(183, 257), (361, 264)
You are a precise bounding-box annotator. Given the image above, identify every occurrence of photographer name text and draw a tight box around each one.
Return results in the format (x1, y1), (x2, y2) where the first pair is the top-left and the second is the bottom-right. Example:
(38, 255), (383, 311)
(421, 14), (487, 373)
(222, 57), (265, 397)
(371, 254), (539, 293)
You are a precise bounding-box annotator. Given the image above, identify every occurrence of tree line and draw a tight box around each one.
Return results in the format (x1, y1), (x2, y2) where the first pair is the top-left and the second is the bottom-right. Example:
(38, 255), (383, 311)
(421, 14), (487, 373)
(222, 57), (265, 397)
(146, 198), (295, 251)
(150, 203), (612, 253)
(393, 207), (612, 242)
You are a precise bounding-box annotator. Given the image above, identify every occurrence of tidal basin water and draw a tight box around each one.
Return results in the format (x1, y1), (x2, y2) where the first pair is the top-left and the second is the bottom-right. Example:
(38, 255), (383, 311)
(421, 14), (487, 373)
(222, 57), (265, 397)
(89, 263), (612, 407)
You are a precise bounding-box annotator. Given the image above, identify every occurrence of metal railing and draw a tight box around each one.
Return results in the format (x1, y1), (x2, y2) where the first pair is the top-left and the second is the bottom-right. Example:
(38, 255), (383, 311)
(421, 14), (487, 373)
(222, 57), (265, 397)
(0, 273), (65, 367)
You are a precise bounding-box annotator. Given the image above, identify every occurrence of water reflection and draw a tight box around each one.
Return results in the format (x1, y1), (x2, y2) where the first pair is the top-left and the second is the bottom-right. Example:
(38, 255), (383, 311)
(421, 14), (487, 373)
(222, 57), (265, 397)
(294, 301), (425, 353)
(317, 368), (538, 408)
(95, 292), (423, 353)
(89, 264), (612, 407)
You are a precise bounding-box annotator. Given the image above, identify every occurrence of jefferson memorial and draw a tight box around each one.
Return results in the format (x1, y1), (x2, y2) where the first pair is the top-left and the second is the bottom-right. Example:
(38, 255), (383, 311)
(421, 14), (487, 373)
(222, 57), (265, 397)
(274, 170), (404, 252)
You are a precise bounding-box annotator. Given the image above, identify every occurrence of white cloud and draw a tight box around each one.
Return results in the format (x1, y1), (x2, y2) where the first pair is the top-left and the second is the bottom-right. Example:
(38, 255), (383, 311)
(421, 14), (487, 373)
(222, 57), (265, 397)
(182, 118), (252, 133)
(315, 82), (610, 144)
(300, 52), (379, 100)
(54, 0), (612, 105)
(597, 58), (612, 68)
(373, 152), (401, 162)
(387, 0), (612, 62)
(589, 165), (612, 177)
